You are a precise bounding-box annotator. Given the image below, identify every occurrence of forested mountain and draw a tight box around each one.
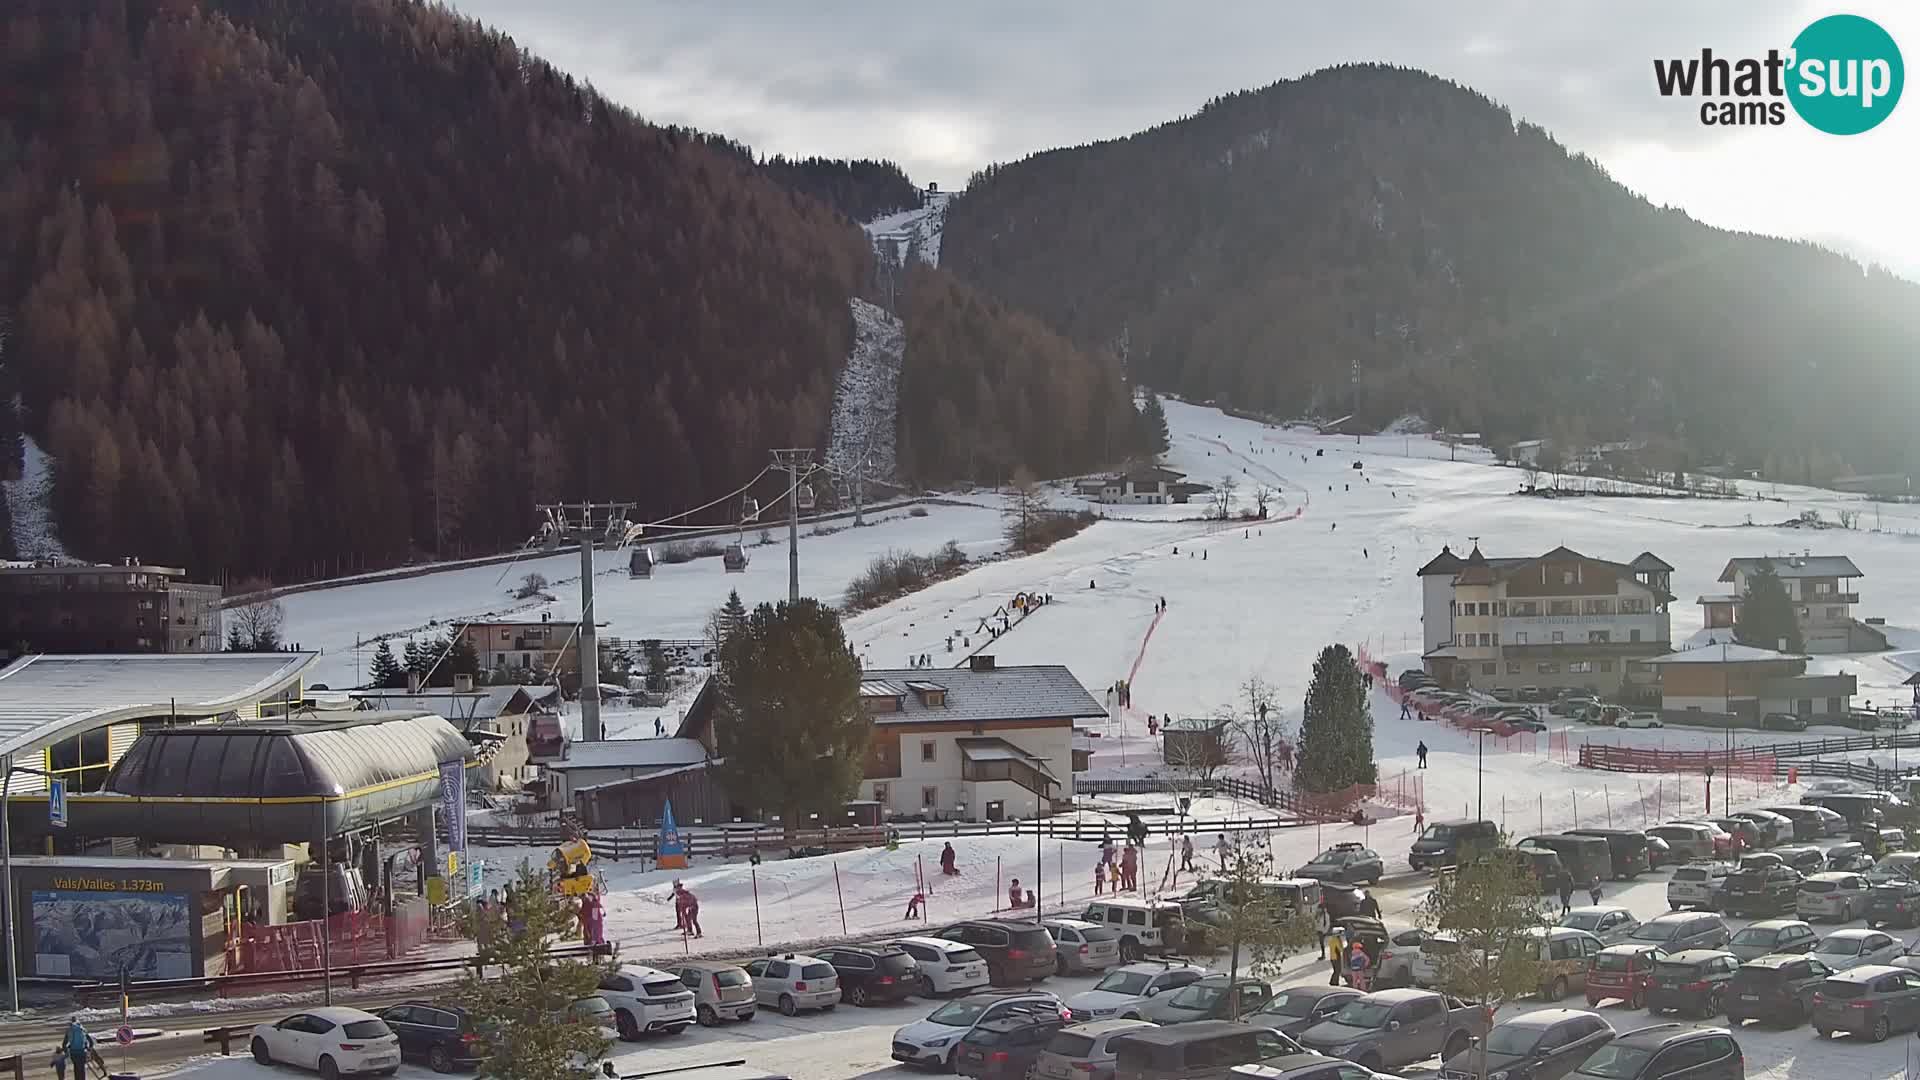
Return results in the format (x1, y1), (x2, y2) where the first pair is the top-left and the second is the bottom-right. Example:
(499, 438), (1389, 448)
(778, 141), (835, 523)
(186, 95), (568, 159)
(941, 64), (1920, 479)
(667, 132), (924, 224)
(0, 0), (1131, 582)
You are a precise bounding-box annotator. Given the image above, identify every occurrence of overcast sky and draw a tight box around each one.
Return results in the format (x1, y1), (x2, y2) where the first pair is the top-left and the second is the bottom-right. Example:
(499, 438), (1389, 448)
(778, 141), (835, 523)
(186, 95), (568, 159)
(452, 0), (1918, 278)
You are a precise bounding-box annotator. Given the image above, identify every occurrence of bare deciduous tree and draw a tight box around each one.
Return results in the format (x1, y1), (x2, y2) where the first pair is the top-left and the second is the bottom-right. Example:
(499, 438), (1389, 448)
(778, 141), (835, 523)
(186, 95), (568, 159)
(514, 572), (550, 599)
(1232, 676), (1290, 799)
(1161, 716), (1241, 800)
(228, 579), (286, 650)
(1252, 483), (1274, 517)
(1211, 474), (1239, 520)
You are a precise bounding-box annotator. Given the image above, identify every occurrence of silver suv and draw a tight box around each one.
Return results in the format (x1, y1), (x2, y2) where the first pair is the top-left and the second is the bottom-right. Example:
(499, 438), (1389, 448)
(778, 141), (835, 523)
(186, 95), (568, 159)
(1296, 989), (1490, 1074)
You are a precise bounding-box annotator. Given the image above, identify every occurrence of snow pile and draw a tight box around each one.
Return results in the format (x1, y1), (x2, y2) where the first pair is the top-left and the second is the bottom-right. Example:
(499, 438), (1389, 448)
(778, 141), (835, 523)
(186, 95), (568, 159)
(864, 190), (950, 267)
(826, 298), (904, 483)
(1, 430), (69, 561)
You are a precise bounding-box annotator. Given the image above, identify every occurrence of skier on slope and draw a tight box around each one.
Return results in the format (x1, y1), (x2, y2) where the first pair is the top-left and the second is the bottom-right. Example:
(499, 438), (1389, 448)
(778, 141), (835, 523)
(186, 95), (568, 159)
(1416, 741), (1429, 768)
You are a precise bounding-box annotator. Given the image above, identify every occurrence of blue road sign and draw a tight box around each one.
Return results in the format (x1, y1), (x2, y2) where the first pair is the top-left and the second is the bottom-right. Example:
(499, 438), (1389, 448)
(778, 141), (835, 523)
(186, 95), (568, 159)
(48, 777), (67, 828)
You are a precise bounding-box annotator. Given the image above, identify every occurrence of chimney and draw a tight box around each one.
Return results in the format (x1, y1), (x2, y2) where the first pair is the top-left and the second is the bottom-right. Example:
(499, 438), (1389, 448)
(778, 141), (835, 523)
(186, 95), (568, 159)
(969, 654), (996, 672)
(407, 670), (422, 693)
(454, 673), (475, 693)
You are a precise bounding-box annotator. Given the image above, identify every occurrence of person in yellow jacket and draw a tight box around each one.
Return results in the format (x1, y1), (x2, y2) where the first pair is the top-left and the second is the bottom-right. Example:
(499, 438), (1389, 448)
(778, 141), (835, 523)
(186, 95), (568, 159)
(1325, 930), (1346, 986)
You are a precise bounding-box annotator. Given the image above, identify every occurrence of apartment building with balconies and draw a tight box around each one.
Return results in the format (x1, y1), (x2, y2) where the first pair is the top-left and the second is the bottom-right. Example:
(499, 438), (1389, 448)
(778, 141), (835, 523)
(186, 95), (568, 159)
(1418, 544), (1673, 698)
(1698, 554), (1883, 654)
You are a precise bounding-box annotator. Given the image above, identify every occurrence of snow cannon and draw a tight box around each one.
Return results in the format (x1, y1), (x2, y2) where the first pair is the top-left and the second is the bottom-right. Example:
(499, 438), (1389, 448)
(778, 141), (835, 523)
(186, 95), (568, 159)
(549, 837), (597, 897)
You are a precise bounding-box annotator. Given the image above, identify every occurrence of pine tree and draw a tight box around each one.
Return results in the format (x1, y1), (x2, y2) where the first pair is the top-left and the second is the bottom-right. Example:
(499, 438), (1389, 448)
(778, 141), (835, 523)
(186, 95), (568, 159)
(1137, 393), (1171, 456)
(1296, 644), (1375, 793)
(643, 639), (670, 692)
(709, 589), (748, 648)
(431, 628), (480, 687)
(401, 637), (427, 681)
(713, 599), (867, 838)
(1733, 560), (1804, 653)
(455, 862), (611, 1079)
(367, 639), (405, 689)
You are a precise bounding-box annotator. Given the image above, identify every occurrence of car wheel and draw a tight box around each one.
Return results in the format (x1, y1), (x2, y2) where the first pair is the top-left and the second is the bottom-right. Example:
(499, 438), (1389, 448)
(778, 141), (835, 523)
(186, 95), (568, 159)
(615, 1008), (641, 1042)
(1786, 1002), (1807, 1028)
(251, 1038), (273, 1066)
(1628, 989), (1645, 1009)
(1359, 1053), (1387, 1074)
(1871, 1016), (1891, 1042)
(919, 973), (938, 996)
(319, 1056), (341, 1080)
(1120, 938), (1141, 962)
(1443, 1030), (1473, 1061)
(779, 994), (798, 1017)
(849, 984), (870, 1007)
(429, 1044), (454, 1073)
(697, 1004), (719, 1026)
(1546, 976), (1568, 1000)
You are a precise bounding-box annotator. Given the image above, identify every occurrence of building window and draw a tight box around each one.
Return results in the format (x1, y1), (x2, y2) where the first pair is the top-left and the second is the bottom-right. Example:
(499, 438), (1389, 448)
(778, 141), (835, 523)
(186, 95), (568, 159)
(1798, 607), (1809, 619)
(1511, 601), (1538, 616)
(1515, 632), (1528, 645)
(500, 629), (511, 640)
(1537, 662), (1559, 674)
(921, 741), (937, 763)
(873, 783), (889, 804)
(1629, 629), (1641, 643)
(1826, 606), (1844, 618)
(1491, 634), (1500, 646)
(1589, 630), (1611, 643)
(1551, 631), (1565, 643)
(1482, 663), (1497, 676)
(1568, 661), (1593, 674)
(921, 786), (939, 808)
(1507, 662), (1522, 674)
(1825, 698), (1842, 715)
(1585, 599), (1614, 615)
(1477, 633), (1491, 647)
(1549, 600), (1576, 616)
(1619, 598), (1648, 614)
(1495, 602), (1507, 617)
(1814, 582), (1833, 596)
(1599, 660), (1614, 672)
(1561, 571), (1575, 585)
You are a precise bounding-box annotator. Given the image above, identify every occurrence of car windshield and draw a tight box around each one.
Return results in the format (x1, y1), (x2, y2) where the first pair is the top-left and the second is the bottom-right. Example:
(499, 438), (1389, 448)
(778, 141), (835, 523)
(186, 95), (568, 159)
(1814, 938), (1860, 955)
(1258, 991), (1326, 1018)
(1799, 881), (1836, 894)
(1426, 824), (1461, 841)
(1046, 1032), (1097, 1057)
(1559, 911), (1606, 930)
(714, 969), (750, 987)
(571, 999), (612, 1021)
(1310, 848), (1350, 865)
(1092, 971), (1153, 996)
(946, 948), (986, 965)
(1576, 1045), (1656, 1079)
(341, 1020), (391, 1040)
(927, 1000), (991, 1027)
(1672, 868), (1708, 882)
(1167, 983), (1224, 1010)
(1329, 1000), (1394, 1028)
(1081, 927), (1121, 943)
(1484, 1025), (1544, 1056)
(801, 963), (834, 979)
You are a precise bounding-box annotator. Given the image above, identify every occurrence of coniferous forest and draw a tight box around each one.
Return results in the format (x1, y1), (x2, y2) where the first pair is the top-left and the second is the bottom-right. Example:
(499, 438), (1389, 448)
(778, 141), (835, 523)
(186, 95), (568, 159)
(0, 0), (1134, 582)
(940, 65), (1920, 479)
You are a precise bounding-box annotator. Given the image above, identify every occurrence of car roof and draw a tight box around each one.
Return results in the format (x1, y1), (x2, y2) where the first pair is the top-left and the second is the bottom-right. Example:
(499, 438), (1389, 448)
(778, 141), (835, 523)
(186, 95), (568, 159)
(1263, 1055), (1343, 1075)
(763, 952), (831, 964)
(675, 960), (748, 972)
(1046, 918), (1100, 930)
(1066, 1018), (1157, 1036)
(308, 1006), (381, 1022)
(391, 1000), (470, 1013)
(975, 1012), (1063, 1033)
(1611, 1023), (1722, 1048)
(1087, 897), (1183, 910)
(1113, 960), (1209, 975)
(1432, 818), (1493, 828)
(894, 935), (974, 951)
(1643, 912), (1703, 924)
(1359, 988), (1437, 1004)
(1564, 905), (1630, 917)
(950, 919), (1046, 931)
(615, 963), (675, 978)
(1661, 949), (1733, 963)
(1597, 943), (1660, 955)
(1503, 1008), (1594, 1029)
(1808, 871), (1858, 882)
(1736, 954), (1804, 969)
(1829, 964), (1907, 983)
(1111, 1019), (1249, 1044)
(1744, 919), (1808, 930)
(1823, 928), (1881, 940)
(1267, 985), (1352, 1002)
(824, 943), (907, 956)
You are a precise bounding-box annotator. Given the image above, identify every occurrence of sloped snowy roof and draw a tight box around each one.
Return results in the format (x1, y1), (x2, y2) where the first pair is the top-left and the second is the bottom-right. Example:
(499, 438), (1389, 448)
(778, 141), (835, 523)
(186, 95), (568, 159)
(1641, 643), (1808, 665)
(857, 664), (1105, 726)
(1720, 556), (1863, 581)
(0, 652), (318, 759)
(544, 736), (709, 772)
(351, 685), (557, 723)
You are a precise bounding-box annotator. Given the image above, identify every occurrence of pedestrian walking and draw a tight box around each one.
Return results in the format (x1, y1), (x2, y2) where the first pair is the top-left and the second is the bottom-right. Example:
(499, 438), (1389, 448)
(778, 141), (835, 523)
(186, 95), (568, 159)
(1180, 835), (1195, 873)
(1416, 741), (1429, 768)
(1121, 843), (1139, 891)
(1557, 875), (1574, 916)
(61, 1018), (93, 1080)
(1401, 702), (1412, 721)
(1326, 931), (1346, 986)
(654, 717), (665, 737)
(1094, 860), (1107, 895)
(1588, 877), (1603, 907)
(1348, 940), (1372, 991)
(1413, 807), (1425, 834)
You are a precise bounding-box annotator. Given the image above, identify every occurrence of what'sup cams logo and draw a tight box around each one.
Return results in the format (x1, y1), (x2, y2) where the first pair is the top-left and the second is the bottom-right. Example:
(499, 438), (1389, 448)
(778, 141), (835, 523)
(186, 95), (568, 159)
(1654, 13), (1903, 134)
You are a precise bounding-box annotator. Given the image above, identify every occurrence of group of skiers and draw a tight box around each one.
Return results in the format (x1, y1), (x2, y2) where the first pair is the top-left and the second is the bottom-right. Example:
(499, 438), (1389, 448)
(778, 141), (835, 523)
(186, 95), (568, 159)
(1093, 838), (1142, 893)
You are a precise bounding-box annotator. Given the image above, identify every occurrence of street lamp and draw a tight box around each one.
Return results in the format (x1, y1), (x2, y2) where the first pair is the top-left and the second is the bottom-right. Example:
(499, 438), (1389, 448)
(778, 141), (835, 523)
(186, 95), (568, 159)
(1704, 764), (1716, 818)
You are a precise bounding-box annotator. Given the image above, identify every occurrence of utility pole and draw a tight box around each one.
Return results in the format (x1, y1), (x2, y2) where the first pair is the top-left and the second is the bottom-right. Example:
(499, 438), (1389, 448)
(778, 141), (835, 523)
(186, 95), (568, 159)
(535, 501), (634, 743)
(771, 450), (814, 602)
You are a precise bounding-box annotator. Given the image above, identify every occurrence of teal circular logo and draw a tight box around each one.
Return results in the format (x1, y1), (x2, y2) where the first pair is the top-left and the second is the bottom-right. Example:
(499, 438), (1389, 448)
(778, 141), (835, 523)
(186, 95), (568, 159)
(1787, 14), (1904, 134)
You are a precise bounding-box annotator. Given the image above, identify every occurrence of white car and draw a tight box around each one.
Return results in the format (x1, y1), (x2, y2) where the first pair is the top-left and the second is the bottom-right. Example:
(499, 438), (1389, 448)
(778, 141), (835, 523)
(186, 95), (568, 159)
(1044, 917), (1124, 974)
(1811, 929), (1903, 971)
(1666, 862), (1732, 910)
(1616, 711), (1663, 729)
(1894, 941), (1920, 973)
(1796, 873), (1871, 923)
(1557, 906), (1642, 945)
(743, 953), (841, 1015)
(250, 1007), (401, 1077)
(891, 991), (1066, 1069)
(596, 963), (697, 1039)
(892, 936), (991, 995)
(1064, 960), (1210, 1021)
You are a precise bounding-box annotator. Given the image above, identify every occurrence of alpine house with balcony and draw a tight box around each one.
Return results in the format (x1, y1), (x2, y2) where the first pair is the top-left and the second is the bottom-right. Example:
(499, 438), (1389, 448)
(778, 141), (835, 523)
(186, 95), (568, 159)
(1418, 544), (1674, 699)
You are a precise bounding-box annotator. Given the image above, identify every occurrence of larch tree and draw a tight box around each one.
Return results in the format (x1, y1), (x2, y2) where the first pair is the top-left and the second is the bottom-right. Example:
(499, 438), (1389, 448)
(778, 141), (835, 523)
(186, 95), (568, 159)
(1296, 644), (1375, 793)
(712, 598), (867, 838)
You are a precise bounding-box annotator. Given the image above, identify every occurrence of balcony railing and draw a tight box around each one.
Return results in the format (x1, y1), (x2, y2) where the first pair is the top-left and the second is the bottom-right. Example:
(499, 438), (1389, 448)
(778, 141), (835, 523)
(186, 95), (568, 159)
(1797, 592), (1859, 605)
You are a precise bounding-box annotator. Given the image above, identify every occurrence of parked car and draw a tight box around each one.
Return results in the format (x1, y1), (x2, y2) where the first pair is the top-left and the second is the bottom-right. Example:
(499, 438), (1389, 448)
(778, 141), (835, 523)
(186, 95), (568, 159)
(1078, 899), (1186, 960)
(1557, 906), (1641, 945)
(1629, 912), (1730, 953)
(1796, 872), (1871, 922)
(1645, 950), (1740, 1018)
(1867, 851), (1920, 884)
(1042, 919), (1123, 976)
(1549, 695), (1597, 717)
(1030, 1018), (1155, 1080)
(742, 954), (840, 1016)
(1065, 961), (1211, 1022)
(1138, 975), (1274, 1026)
(1757, 805), (1832, 841)
(1644, 824), (1713, 862)
(1565, 829), (1652, 879)
(1725, 919), (1817, 963)
(814, 945), (921, 1007)
(1297, 843), (1385, 885)
(936, 920), (1059, 985)
(1812, 964), (1920, 1041)
(1727, 809), (1793, 846)
(1667, 862), (1732, 911)
(1523, 834), (1611, 888)
(1761, 711), (1808, 732)
(1897, 940), (1920, 973)
(1246, 987), (1364, 1039)
(1683, 820), (1740, 857)
(891, 992), (1067, 1070)
(1373, 928), (1435, 989)
(1585, 944), (1665, 1009)
(1295, 988), (1489, 1074)
(1713, 866), (1800, 917)
(1822, 842), (1874, 873)
(1569, 1023), (1743, 1080)
(375, 1003), (488, 1074)
(1616, 711), (1662, 729)
(1706, 816), (1766, 851)
(564, 996), (620, 1044)
(1811, 928), (1903, 972)
(1434, 1008), (1614, 1080)
(1724, 954), (1834, 1028)
(666, 961), (757, 1027)
(1409, 819), (1500, 871)
(1398, 670), (1434, 691)
(892, 936), (992, 996)
(597, 964), (697, 1040)
(1524, 926), (1605, 999)
(1644, 835), (1672, 869)
(1866, 879), (1920, 929)
(250, 1007), (402, 1078)
(1110, 1020), (1302, 1080)
(1501, 711), (1549, 733)
(954, 1008), (1068, 1079)
(1228, 1057), (1397, 1080)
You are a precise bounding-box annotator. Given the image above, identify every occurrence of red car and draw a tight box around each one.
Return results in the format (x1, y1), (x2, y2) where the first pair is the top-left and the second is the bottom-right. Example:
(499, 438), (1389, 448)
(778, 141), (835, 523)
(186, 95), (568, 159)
(1585, 944), (1663, 1008)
